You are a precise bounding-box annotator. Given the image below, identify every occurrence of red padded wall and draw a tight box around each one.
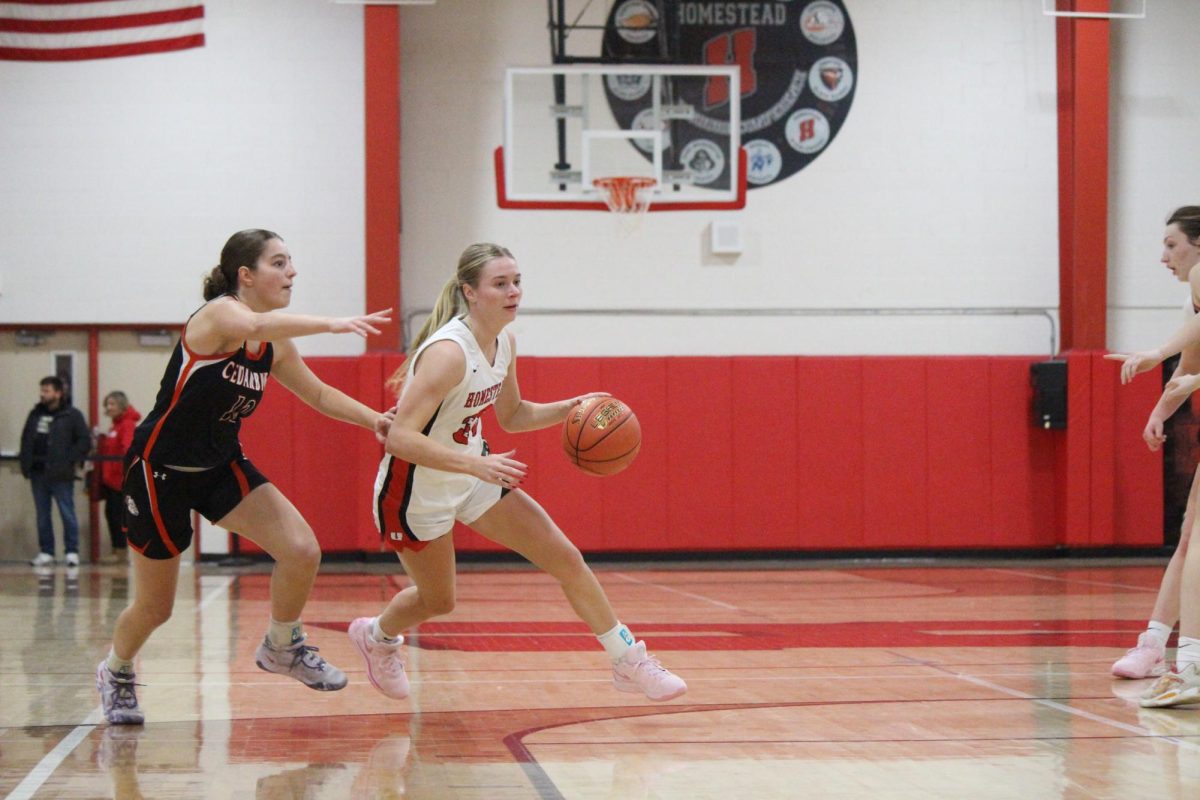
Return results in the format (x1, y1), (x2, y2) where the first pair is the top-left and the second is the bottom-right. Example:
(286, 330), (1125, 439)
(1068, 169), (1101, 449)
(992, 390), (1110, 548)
(666, 357), (734, 550)
(795, 358), (865, 548)
(237, 356), (388, 555)
(597, 358), (671, 550)
(862, 359), (929, 548)
(988, 358), (1059, 548)
(1103, 352), (1162, 546)
(227, 351), (1162, 555)
(732, 358), (799, 550)
(926, 358), (993, 548)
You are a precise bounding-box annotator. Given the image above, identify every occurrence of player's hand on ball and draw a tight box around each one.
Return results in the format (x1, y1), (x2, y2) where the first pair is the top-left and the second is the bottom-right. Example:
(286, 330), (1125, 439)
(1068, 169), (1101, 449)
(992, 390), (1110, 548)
(562, 396), (641, 476)
(568, 392), (610, 408)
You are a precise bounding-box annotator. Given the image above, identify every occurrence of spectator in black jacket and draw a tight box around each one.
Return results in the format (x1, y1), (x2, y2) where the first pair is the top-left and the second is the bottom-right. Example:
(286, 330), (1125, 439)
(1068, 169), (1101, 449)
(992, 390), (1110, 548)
(19, 376), (91, 567)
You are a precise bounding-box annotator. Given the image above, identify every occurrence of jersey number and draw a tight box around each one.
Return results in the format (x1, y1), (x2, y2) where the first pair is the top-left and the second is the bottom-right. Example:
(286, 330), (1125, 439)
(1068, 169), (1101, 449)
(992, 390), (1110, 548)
(219, 395), (257, 423)
(452, 414), (480, 445)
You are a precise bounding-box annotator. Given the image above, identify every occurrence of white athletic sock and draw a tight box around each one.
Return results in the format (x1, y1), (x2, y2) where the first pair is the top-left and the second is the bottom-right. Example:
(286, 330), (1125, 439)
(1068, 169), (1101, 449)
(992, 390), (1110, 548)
(372, 616), (402, 645)
(598, 622), (636, 662)
(1177, 636), (1200, 670)
(106, 649), (134, 675)
(1145, 620), (1172, 650)
(268, 618), (303, 648)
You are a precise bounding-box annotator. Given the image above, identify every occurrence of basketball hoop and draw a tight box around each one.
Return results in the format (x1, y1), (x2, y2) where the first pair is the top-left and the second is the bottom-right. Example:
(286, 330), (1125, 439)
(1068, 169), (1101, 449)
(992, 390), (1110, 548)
(593, 176), (657, 215)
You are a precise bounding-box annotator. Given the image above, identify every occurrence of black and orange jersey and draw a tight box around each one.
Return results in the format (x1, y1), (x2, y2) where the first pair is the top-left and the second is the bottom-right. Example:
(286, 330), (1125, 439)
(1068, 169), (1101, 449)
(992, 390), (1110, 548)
(131, 305), (274, 469)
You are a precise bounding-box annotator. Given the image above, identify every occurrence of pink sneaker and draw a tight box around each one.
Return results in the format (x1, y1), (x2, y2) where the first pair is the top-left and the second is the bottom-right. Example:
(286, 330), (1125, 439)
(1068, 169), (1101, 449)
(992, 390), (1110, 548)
(1112, 633), (1167, 679)
(349, 617), (409, 699)
(1140, 663), (1200, 708)
(612, 641), (687, 701)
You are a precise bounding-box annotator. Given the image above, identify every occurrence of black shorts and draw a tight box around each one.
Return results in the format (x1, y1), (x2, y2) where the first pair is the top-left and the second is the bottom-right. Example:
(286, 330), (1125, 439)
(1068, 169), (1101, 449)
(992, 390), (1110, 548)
(122, 455), (269, 559)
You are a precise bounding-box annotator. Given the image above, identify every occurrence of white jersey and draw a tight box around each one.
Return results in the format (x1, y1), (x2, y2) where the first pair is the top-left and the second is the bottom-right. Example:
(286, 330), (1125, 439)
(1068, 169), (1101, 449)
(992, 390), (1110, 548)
(374, 317), (512, 542)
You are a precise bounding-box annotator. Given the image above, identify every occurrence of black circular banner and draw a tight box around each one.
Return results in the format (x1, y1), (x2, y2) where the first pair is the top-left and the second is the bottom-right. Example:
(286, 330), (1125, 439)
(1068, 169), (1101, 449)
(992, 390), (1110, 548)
(602, 0), (857, 189)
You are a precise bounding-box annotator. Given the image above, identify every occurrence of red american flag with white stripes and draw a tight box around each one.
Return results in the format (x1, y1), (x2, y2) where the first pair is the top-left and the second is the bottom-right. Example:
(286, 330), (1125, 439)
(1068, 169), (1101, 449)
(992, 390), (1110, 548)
(0, 1), (204, 61)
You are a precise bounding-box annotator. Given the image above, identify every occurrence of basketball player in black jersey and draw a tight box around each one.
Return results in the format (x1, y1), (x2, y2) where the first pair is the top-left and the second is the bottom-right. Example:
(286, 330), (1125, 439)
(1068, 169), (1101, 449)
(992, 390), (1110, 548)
(97, 229), (393, 724)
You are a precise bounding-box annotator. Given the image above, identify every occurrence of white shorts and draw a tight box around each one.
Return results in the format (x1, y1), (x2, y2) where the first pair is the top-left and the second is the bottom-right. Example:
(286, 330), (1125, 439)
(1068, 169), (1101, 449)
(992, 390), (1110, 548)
(374, 456), (506, 550)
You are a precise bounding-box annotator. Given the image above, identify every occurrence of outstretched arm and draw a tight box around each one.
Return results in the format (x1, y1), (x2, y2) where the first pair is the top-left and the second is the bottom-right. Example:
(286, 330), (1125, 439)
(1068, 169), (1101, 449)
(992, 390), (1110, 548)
(186, 297), (391, 355)
(1107, 275), (1200, 383)
(1142, 363), (1187, 451)
(491, 333), (608, 433)
(271, 339), (384, 432)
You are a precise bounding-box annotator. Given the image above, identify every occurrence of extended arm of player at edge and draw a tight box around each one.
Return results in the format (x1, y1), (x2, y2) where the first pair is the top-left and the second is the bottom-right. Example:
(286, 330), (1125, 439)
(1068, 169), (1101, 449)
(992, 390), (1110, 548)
(193, 297), (391, 347)
(1141, 313), (1200, 366)
(1148, 362), (1189, 426)
(271, 340), (383, 432)
(1144, 272), (1200, 364)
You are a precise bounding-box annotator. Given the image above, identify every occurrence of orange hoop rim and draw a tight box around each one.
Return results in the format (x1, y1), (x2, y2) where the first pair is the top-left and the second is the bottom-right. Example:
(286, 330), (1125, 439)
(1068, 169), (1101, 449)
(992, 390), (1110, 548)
(592, 175), (657, 214)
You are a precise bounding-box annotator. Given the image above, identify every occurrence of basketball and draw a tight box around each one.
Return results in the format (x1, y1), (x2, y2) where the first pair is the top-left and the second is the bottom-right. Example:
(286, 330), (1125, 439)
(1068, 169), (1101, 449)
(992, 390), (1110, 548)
(562, 396), (641, 476)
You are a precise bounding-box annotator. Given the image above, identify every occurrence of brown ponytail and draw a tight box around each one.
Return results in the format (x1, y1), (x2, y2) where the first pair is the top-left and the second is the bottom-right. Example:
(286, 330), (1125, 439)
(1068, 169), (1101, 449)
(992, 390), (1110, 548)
(202, 228), (282, 301)
(1168, 207), (1200, 245)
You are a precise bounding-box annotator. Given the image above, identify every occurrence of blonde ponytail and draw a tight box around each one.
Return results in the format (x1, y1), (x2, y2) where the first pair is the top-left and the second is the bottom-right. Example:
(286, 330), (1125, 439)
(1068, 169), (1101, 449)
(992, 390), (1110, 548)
(386, 242), (514, 397)
(386, 277), (464, 394)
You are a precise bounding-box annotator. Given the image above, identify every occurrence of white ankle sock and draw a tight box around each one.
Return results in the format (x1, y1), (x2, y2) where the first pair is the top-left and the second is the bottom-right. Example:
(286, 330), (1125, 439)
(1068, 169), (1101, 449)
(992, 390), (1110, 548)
(1145, 620), (1172, 649)
(372, 617), (402, 645)
(1177, 636), (1200, 669)
(268, 618), (303, 647)
(597, 622), (636, 662)
(106, 649), (134, 675)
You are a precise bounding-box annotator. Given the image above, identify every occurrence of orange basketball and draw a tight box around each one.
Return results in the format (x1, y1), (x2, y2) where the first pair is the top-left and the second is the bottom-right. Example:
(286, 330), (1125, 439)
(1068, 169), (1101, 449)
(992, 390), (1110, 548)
(562, 396), (641, 476)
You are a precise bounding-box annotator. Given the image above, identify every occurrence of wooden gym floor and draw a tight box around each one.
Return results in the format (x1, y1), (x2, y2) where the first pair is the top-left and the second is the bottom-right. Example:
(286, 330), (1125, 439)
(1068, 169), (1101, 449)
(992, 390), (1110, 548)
(1, 557), (1198, 799)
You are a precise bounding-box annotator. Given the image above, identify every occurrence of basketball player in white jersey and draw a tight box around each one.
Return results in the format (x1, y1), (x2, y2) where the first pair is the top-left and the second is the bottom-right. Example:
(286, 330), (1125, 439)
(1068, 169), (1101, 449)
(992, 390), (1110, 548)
(352, 243), (686, 702)
(1107, 207), (1200, 706)
(97, 229), (393, 724)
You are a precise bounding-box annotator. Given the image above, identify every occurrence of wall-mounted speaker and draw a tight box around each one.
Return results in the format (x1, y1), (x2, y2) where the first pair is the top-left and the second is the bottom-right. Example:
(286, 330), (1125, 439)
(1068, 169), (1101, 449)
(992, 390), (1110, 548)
(710, 220), (744, 254)
(1030, 360), (1067, 429)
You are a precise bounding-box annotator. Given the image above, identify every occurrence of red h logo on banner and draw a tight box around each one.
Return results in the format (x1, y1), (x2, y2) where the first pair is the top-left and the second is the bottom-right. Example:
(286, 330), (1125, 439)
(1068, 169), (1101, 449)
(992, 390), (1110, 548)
(703, 28), (756, 108)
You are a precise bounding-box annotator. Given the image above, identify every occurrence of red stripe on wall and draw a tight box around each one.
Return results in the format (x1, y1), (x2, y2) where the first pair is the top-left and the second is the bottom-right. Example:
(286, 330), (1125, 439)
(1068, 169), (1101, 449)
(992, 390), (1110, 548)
(796, 358), (865, 548)
(667, 358), (734, 549)
(364, 6), (401, 351)
(1112, 358), (1164, 546)
(1056, 1), (1110, 350)
(0, 33), (203, 60)
(0, 7), (203, 33)
(732, 357), (798, 550)
(1062, 350), (1094, 545)
(862, 359), (929, 548)
(599, 358), (669, 550)
(926, 358), (993, 547)
(1089, 352), (1117, 545)
(989, 358), (1058, 548)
